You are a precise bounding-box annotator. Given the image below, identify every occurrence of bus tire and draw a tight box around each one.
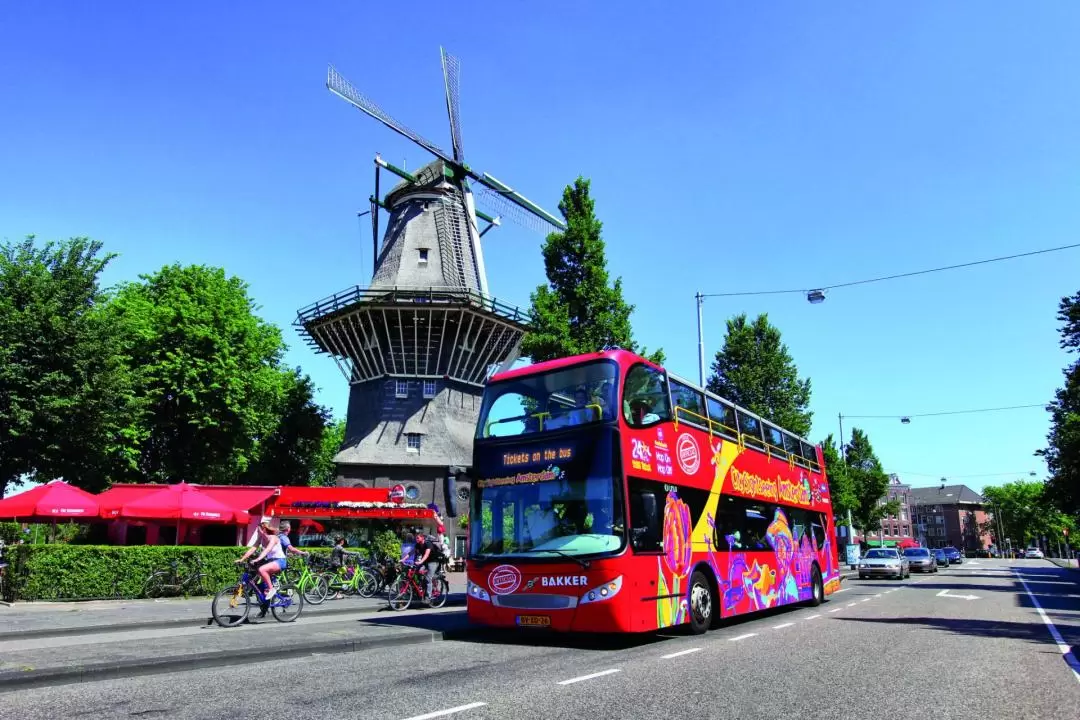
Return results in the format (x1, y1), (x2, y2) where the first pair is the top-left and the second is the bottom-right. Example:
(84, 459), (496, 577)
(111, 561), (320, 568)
(687, 569), (713, 635)
(808, 564), (824, 607)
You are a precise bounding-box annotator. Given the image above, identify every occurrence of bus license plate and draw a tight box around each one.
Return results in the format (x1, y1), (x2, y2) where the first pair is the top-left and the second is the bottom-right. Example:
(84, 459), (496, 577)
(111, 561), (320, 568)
(517, 615), (551, 627)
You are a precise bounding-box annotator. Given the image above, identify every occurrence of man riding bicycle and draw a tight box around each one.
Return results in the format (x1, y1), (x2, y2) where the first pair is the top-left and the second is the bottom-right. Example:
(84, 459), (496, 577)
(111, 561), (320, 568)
(412, 533), (444, 600)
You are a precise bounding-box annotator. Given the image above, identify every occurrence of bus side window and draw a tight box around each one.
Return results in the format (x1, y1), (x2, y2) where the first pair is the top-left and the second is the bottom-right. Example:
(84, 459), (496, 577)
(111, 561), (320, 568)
(623, 364), (671, 428)
(706, 396), (738, 441)
(737, 411), (764, 449)
(628, 478), (663, 552)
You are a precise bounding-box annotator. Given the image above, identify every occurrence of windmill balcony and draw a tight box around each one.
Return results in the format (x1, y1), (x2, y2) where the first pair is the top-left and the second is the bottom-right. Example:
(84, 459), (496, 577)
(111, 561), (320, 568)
(296, 284), (530, 388)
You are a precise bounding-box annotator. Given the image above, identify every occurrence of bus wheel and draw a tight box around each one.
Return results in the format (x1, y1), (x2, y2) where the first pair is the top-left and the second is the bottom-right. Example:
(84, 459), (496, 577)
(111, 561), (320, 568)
(687, 570), (713, 634)
(808, 565), (824, 607)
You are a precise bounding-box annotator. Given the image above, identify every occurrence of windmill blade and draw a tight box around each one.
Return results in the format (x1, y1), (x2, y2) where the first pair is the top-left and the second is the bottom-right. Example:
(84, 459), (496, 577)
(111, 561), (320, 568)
(327, 65), (455, 166)
(469, 172), (568, 234)
(440, 47), (465, 163)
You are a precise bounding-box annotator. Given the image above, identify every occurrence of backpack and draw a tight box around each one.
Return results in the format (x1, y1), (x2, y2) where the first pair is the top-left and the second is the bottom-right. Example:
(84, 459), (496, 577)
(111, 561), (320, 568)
(424, 535), (444, 561)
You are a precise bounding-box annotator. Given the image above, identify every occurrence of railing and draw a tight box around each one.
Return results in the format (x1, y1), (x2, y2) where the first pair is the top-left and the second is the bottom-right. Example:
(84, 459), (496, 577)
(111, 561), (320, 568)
(295, 285), (531, 327)
(672, 404), (821, 474)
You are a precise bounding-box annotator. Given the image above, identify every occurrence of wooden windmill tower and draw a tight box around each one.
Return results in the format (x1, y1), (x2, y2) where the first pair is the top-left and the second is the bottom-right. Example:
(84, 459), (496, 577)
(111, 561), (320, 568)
(295, 48), (564, 535)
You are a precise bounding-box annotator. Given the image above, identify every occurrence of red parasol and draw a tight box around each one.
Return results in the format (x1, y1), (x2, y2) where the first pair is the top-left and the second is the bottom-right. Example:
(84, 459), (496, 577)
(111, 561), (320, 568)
(0, 480), (100, 520)
(119, 482), (249, 523)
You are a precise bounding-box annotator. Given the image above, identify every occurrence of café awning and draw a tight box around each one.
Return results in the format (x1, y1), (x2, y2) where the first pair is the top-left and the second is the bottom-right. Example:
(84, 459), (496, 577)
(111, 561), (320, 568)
(0, 480), (100, 521)
(268, 486), (437, 521)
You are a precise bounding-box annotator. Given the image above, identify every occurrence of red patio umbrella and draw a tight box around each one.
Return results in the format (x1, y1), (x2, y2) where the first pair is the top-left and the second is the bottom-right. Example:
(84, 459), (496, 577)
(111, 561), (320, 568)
(119, 482), (249, 523)
(0, 480), (100, 520)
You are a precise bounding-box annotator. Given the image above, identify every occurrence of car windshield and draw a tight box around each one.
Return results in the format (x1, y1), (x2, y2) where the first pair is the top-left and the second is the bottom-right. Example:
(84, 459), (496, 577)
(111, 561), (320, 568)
(864, 549), (897, 559)
(477, 360), (619, 439)
(904, 549), (929, 556)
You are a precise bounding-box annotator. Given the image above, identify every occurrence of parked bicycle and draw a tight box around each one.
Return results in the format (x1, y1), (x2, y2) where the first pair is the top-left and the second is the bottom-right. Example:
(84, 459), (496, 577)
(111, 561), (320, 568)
(143, 557), (207, 598)
(321, 551), (377, 598)
(281, 554), (330, 605)
(210, 562), (304, 627)
(387, 562), (449, 611)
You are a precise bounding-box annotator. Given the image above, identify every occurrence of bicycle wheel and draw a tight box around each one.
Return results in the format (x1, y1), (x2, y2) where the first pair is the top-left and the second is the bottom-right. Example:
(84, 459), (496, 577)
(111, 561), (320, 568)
(142, 572), (167, 599)
(271, 584), (304, 623)
(302, 574), (329, 605)
(211, 583), (252, 627)
(387, 579), (413, 611)
(184, 573), (208, 597)
(357, 570), (379, 598)
(428, 577), (450, 609)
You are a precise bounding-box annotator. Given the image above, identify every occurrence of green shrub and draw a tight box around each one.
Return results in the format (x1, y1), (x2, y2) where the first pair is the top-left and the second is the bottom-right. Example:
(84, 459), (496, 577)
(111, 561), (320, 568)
(3, 543), (369, 602)
(372, 529), (401, 561)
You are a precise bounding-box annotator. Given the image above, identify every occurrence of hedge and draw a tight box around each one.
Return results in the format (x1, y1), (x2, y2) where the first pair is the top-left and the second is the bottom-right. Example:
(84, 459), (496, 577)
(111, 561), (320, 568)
(1, 544), (371, 602)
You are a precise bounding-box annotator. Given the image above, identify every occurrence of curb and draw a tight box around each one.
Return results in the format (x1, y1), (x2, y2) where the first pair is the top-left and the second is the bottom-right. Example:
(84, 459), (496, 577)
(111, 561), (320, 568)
(0, 594), (466, 642)
(0, 625), (467, 692)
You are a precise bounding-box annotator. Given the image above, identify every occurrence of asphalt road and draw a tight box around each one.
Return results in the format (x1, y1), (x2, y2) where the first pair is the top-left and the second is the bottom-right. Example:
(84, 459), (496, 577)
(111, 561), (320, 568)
(3, 558), (1078, 720)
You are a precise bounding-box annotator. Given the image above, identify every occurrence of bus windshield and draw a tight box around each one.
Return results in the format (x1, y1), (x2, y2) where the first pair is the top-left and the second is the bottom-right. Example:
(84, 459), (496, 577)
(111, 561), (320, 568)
(476, 360), (618, 439)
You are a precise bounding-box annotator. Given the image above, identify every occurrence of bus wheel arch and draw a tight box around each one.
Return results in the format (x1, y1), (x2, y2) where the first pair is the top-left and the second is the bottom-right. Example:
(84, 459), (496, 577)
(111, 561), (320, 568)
(686, 562), (720, 633)
(807, 562), (824, 607)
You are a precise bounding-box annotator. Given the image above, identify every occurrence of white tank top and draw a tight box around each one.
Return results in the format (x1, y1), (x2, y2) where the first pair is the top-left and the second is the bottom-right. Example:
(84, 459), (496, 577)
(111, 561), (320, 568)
(265, 535), (285, 560)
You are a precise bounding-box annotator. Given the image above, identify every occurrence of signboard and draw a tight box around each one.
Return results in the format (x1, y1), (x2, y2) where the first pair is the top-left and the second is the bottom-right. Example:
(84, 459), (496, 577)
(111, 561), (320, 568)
(389, 484), (405, 504)
(845, 544), (861, 567)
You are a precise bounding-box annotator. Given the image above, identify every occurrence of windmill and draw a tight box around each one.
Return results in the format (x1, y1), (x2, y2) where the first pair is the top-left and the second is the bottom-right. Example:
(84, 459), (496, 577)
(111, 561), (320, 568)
(295, 47), (564, 522)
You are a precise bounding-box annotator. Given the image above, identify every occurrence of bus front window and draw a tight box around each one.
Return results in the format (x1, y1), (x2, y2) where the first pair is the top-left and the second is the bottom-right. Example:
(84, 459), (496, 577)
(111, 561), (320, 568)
(477, 360), (619, 438)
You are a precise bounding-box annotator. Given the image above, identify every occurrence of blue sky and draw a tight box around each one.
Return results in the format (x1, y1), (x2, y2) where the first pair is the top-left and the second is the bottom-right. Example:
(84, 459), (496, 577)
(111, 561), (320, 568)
(2, 2), (1077, 494)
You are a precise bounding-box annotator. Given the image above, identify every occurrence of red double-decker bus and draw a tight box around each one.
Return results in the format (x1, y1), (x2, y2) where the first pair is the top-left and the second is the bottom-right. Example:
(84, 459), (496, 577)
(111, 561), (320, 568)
(464, 348), (840, 633)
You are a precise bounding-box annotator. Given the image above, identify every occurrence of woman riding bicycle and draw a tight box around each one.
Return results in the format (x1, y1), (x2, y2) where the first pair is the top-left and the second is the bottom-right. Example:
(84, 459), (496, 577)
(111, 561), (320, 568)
(238, 517), (287, 600)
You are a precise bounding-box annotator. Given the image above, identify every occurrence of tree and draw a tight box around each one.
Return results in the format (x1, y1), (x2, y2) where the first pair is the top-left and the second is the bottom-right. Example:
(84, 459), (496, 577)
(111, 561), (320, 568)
(521, 177), (663, 365)
(1039, 290), (1080, 515)
(982, 480), (1075, 550)
(107, 264), (291, 484)
(845, 428), (898, 535)
(0, 237), (140, 495)
(820, 433), (856, 525)
(310, 418), (345, 487)
(706, 313), (812, 437)
(241, 370), (333, 486)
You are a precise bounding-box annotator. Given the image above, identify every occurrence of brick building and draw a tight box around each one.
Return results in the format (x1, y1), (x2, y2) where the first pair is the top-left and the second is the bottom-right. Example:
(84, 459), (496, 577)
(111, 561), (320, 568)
(862, 474), (916, 547)
(909, 484), (992, 552)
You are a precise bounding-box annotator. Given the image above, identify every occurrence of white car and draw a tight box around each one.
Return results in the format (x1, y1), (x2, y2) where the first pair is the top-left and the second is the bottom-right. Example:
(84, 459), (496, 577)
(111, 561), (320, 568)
(1024, 547), (1045, 559)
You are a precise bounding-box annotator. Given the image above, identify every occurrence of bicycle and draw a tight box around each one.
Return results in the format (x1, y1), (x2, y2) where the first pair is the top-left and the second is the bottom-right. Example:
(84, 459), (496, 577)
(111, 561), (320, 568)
(321, 552), (376, 598)
(387, 562), (449, 611)
(282, 554), (330, 605)
(210, 562), (304, 627)
(142, 557), (207, 598)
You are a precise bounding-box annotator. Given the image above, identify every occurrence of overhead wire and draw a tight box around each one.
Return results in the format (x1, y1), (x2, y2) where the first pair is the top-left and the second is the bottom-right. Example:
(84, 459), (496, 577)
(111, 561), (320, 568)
(842, 403), (1046, 420)
(699, 242), (1080, 298)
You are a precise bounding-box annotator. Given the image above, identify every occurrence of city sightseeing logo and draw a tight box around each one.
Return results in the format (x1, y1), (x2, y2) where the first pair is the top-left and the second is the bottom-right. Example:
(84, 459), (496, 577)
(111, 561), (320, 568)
(488, 565), (522, 595)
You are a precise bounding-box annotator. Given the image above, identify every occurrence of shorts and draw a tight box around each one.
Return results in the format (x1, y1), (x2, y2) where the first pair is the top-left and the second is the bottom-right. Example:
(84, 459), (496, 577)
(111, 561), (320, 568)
(261, 558), (286, 571)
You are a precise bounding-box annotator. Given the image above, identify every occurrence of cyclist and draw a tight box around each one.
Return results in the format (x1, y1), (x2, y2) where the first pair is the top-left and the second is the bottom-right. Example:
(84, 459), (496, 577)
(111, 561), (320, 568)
(329, 536), (348, 600)
(412, 533), (443, 601)
(238, 517), (286, 601)
(277, 520), (310, 559)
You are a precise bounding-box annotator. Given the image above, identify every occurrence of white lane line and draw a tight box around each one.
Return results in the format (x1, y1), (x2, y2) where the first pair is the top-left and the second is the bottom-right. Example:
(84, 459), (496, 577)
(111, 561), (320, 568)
(557, 669), (621, 685)
(805, 614), (821, 620)
(661, 647), (702, 659)
(828, 608), (841, 613)
(399, 702), (488, 720)
(834, 587), (850, 594)
(729, 633), (757, 642)
(875, 594), (882, 598)
(846, 602), (857, 607)
(1013, 570), (1080, 684)
(772, 622), (795, 629)
(860, 598), (871, 602)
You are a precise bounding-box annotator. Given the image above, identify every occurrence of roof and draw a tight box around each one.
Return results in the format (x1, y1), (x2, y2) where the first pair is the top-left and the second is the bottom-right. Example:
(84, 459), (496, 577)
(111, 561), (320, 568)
(908, 484), (985, 507)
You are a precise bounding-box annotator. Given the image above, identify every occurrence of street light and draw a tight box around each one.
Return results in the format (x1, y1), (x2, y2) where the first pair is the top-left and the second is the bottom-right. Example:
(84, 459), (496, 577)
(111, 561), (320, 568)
(695, 289), (825, 387)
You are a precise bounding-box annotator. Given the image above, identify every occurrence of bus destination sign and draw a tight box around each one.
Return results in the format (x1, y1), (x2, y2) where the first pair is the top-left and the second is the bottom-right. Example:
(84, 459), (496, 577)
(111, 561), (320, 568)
(501, 446), (573, 467)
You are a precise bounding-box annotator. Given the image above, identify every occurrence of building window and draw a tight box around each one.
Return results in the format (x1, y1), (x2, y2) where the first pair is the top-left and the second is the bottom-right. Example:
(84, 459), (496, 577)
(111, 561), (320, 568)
(423, 379), (437, 398)
(405, 484), (421, 501)
(406, 433), (421, 452)
(395, 380), (409, 398)
(418, 248), (429, 266)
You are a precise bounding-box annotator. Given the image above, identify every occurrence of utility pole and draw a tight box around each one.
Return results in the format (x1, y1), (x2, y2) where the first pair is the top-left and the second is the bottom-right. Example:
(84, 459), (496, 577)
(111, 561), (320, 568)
(695, 292), (706, 388)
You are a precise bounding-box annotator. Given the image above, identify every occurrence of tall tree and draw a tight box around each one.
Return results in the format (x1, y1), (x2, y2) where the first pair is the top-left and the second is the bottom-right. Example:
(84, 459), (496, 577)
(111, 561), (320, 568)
(982, 480), (1075, 550)
(108, 264), (290, 484)
(845, 428), (897, 534)
(820, 433), (856, 525)
(707, 313), (812, 437)
(521, 177), (663, 364)
(310, 418), (346, 487)
(241, 370), (333, 486)
(0, 237), (140, 495)
(1038, 290), (1080, 515)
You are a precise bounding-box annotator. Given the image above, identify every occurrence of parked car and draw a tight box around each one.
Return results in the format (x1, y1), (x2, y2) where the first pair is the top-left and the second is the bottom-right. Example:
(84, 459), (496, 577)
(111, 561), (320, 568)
(1024, 547), (1045, 559)
(858, 548), (910, 580)
(942, 546), (963, 565)
(903, 547), (938, 573)
(932, 548), (949, 568)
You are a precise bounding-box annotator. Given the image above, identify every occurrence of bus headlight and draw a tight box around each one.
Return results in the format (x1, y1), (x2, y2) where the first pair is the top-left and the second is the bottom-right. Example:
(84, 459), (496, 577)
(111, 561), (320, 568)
(579, 576), (623, 605)
(467, 580), (491, 602)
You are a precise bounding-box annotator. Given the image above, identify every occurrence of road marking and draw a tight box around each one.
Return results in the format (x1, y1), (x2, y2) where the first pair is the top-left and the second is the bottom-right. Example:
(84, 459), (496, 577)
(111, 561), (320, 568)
(834, 587), (850, 594)
(846, 602), (857, 607)
(937, 589), (980, 600)
(805, 614), (821, 620)
(661, 647), (702, 659)
(772, 622), (794, 629)
(828, 608), (841, 613)
(399, 702), (488, 720)
(1013, 570), (1080, 684)
(874, 594), (882, 598)
(729, 633), (757, 642)
(860, 598), (871, 602)
(557, 669), (621, 685)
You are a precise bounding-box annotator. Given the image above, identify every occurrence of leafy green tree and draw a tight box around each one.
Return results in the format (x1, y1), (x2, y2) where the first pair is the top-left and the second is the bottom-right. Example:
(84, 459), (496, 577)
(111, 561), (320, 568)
(982, 480), (1075, 549)
(521, 177), (663, 365)
(1039, 290), (1080, 516)
(845, 428), (898, 534)
(0, 237), (140, 495)
(707, 313), (812, 437)
(309, 418), (345, 487)
(241, 370), (333, 486)
(107, 264), (290, 484)
(820, 433), (856, 524)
